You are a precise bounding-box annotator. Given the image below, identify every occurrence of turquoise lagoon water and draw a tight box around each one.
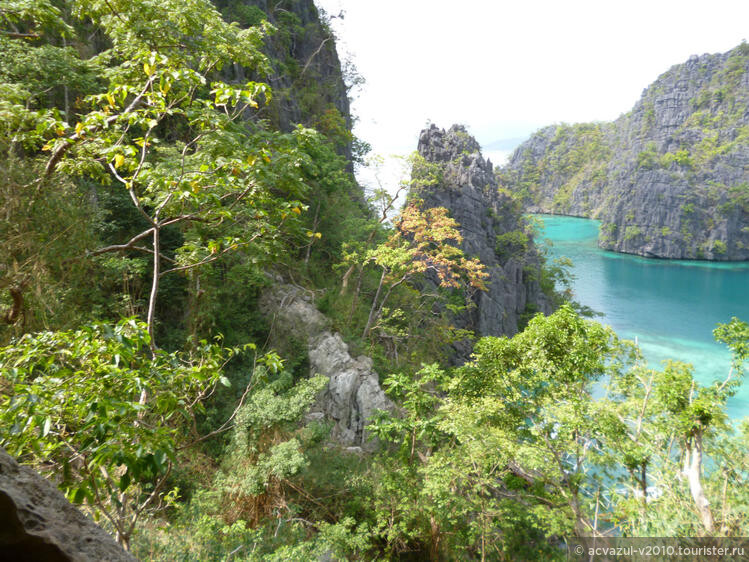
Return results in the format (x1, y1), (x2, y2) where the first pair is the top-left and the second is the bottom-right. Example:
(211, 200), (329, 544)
(535, 215), (749, 420)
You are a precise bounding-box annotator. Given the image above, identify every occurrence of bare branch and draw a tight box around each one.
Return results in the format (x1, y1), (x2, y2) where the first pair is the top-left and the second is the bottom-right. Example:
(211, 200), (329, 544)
(109, 163), (155, 226)
(177, 371), (257, 450)
(2, 31), (40, 39)
(159, 234), (261, 277)
(159, 214), (207, 227)
(300, 37), (330, 77)
(88, 228), (154, 256)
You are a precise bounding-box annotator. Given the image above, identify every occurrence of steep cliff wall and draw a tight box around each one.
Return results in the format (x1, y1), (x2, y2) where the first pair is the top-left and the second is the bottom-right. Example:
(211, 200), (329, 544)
(415, 125), (552, 348)
(502, 43), (749, 260)
(217, 0), (354, 160)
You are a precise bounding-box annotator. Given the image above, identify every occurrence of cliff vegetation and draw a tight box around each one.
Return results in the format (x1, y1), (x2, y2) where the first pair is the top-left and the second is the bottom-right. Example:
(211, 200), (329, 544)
(0, 2), (748, 560)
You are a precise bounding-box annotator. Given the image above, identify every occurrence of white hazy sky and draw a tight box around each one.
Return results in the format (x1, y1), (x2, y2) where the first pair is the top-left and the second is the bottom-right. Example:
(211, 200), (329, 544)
(315, 0), (749, 169)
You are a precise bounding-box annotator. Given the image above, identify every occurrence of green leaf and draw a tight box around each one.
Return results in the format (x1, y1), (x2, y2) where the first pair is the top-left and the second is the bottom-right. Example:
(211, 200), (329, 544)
(41, 417), (52, 437)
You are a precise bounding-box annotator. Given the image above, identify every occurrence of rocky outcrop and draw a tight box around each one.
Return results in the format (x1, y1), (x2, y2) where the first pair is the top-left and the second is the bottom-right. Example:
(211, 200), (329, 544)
(502, 43), (749, 260)
(414, 125), (552, 355)
(219, 0), (354, 161)
(260, 284), (393, 452)
(0, 447), (134, 562)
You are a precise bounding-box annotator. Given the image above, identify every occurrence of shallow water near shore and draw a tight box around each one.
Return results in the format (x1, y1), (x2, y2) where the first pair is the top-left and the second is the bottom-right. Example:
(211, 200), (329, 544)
(534, 214), (749, 420)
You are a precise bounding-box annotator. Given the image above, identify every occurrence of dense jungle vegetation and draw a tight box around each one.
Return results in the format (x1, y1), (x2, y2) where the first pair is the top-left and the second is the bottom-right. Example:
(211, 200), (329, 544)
(1, 1), (748, 560)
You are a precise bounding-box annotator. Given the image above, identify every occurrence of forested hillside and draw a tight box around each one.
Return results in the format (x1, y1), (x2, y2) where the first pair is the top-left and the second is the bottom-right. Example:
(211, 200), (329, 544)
(1, 2), (748, 560)
(502, 43), (749, 260)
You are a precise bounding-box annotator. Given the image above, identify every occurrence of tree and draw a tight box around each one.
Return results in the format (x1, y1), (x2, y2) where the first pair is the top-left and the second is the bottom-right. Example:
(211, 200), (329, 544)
(0, 319), (236, 548)
(30, 0), (315, 349)
(368, 306), (625, 558)
(338, 153), (435, 322)
(369, 307), (749, 558)
(0, 0), (331, 549)
(603, 317), (749, 536)
(361, 203), (487, 340)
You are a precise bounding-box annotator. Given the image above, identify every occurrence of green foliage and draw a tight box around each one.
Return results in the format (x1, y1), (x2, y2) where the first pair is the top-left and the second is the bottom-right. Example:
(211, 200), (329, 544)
(624, 225), (642, 242)
(661, 148), (693, 169)
(0, 0), (369, 552)
(712, 239), (727, 255)
(4, 1), (749, 559)
(719, 182), (749, 215)
(132, 364), (375, 560)
(0, 0), (338, 349)
(0, 0), (73, 35)
(364, 307), (749, 557)
(0, 159), (103, 341)
(0, 36), (101, 113)
(217, 370), (328, 523)
(636, 142), (659, 170)
(0, 318), (236, 546)
(366, 307), (625, 558)
(134, 493), (373, 561)
(405, 152), (444, 198)
(494, 230), (529, 259)
(219, 3), (267, 28)
(504, 122), (611, 209)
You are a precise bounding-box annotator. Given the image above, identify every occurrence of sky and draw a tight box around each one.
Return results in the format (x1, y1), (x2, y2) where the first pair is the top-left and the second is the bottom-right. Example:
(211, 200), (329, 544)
(315, 0), (749, 177)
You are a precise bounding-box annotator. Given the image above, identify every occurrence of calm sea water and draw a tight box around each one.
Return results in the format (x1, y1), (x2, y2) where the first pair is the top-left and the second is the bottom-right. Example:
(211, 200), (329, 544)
(535, 215), (749, 419)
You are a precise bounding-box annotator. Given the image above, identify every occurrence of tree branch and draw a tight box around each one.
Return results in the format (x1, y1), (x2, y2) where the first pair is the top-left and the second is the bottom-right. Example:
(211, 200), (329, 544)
(88, 228), (155, 257)
(45, 74), (157, 178)
(158, 234), (260, 277)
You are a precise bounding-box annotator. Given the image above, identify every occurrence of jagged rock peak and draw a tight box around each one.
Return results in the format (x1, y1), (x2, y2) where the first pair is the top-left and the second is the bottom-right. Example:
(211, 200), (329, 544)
(417, 124), (497, 197)
(418, 124), (492, 171)
(412, 125), (552, 360)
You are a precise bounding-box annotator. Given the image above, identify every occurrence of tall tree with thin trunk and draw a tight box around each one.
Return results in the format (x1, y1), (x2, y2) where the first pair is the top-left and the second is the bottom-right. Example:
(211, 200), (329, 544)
(37, 0), (313, 348)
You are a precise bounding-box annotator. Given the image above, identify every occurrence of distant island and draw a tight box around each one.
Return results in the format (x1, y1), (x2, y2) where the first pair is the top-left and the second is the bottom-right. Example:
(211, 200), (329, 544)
(501, 43), (749, 260)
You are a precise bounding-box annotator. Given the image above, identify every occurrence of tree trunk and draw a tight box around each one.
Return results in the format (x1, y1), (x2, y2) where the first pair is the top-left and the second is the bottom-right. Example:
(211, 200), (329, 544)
(304, 200), (320, 265)
(362, 267), (386, 339)
(684, 431), (715, 534)
(61, 37), (71, 123)
(429, 515), (441, 562)
(570, 491), (588, 537)
(146, 226), (160, 351)
(347, 264), (364, 325)
(2, 286), (23, 325)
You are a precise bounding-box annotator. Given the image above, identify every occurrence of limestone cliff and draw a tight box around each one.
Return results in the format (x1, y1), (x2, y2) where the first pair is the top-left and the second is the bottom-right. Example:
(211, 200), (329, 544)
(260, 284), (393, 452)
(502, 43), (749, 260)
(414, 125), (552, 351)
(217, 0), (354, 161)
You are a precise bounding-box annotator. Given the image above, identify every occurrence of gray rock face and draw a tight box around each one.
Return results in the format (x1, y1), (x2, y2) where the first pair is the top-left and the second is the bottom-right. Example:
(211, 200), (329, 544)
(260, 284), (392, 451)
(223, 0), (354, 162)
(502, 44), (749, 260)
(0, 447), (134, 562)
(415, 125), (552, 354)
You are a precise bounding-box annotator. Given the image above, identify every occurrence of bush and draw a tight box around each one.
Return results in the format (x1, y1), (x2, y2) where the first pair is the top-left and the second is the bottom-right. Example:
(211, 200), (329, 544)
(495, 229), (529, 260)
